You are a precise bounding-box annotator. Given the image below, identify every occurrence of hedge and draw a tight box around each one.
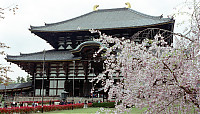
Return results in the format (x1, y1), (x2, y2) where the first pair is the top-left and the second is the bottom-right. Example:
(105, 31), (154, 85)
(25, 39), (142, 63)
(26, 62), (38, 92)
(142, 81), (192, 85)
(92, 102), (115, 108)
(10, 100), (60, 105)
(0, 103), (92, 113)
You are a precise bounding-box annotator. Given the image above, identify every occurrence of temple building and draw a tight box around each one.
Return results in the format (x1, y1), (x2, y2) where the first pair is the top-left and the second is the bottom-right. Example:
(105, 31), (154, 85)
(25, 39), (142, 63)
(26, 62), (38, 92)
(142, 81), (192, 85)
(0, 82), (32, 97)
(6, 6), (175, 97)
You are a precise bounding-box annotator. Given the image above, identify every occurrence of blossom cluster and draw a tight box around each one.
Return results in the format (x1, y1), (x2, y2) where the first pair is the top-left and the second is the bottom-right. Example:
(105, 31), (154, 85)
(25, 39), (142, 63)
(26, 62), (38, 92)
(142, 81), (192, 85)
(91, 27), (200, 113)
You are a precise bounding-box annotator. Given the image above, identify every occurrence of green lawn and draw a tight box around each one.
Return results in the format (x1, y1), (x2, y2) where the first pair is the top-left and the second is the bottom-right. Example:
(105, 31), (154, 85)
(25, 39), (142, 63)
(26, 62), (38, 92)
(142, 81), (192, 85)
(38, 107), (147, 114)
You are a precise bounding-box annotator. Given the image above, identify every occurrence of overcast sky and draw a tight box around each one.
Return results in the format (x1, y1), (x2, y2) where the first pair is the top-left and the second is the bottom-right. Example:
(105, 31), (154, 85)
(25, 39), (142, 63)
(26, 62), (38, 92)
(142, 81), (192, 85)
(0, 0), (186, 81)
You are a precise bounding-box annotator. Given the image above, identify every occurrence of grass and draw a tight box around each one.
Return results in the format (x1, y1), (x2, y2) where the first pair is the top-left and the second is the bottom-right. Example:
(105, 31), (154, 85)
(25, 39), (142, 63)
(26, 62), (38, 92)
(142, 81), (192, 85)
(38, 107), (147, 114)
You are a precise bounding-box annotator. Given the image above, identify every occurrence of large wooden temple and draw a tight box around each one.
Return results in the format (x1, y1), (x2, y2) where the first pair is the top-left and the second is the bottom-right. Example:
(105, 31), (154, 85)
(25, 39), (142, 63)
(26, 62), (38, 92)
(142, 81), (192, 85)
(6, 6), (175, 97)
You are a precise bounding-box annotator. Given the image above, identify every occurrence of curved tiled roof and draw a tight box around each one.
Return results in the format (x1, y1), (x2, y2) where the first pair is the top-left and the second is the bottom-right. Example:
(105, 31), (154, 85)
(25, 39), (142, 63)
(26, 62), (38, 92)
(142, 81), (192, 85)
(30, 8), (174, 32)
(0, 82), (32, 91)
(6, 50), (81, 62)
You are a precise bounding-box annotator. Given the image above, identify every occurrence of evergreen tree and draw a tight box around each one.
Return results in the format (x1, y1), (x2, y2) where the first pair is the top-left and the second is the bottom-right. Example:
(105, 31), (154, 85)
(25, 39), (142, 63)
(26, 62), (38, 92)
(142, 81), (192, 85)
(26, 75), (31, 82)
(20, 77), (25, 83)
(16, 76), (20, 83)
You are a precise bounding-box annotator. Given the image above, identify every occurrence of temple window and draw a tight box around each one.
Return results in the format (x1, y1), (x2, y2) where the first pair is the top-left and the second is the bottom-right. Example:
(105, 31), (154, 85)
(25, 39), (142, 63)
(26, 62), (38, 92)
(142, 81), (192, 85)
(58, 80), (65, 88)
(49, 89), (56, 96)
(58, 37), (65, 50)
(50, 80), (57, 88)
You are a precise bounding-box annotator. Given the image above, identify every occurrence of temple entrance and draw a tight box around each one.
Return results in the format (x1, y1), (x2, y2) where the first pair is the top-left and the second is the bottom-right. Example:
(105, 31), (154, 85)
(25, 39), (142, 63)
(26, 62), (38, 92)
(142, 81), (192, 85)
(74, 89), (79, 97)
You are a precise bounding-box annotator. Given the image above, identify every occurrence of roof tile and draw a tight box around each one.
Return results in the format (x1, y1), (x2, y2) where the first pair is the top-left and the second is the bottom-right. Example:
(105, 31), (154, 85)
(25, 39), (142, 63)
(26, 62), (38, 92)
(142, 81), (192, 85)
(6, 50), (81, 62)
(30, 8), (173, 32)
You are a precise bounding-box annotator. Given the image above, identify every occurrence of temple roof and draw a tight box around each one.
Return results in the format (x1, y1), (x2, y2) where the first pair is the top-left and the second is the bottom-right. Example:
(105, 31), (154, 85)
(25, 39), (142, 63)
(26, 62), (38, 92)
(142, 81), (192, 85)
(0, 82), (32, 91)
(30, 8), (173, 32)
(6, 50), (81, 62)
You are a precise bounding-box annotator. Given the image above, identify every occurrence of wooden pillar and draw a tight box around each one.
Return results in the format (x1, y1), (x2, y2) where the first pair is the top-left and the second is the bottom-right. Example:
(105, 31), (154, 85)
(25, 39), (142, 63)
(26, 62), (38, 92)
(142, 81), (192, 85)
(29, 63), (36, 97)
(83, 61), (89, 80)
(83, 61), (89, 97)
(45, 63), (50, 96)
(79, 80), (84, 97)
(63, 62), (69, 93)
(21, 89), (22, 96)
(32, 73), (36, 97)
(56, 63), (59, 96)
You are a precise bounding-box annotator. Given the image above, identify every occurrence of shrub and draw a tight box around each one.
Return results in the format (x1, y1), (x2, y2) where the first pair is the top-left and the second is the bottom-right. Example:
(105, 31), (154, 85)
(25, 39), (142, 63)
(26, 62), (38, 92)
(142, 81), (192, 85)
(92, 102), (115, 108)
(0, 103), (93, 113)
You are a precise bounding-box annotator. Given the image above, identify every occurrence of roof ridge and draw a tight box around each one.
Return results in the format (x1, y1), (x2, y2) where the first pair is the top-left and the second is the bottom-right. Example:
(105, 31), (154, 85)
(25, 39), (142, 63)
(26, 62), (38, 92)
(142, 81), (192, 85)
(6, 50), (74, 60)
(30, 8), (171, 30)
(6, 49), (55, 57)
(31, 10), (95, 29)
(29, 7), (174, 33)
(127, 8), (170, 20)
(30, 8), (130, 29)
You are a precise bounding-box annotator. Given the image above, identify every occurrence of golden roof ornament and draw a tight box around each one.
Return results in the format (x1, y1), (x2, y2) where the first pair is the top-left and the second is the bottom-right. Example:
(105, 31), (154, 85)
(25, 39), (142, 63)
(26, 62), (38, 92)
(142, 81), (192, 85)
(93, 5), (99, 11)
(125, 2), (131, 8)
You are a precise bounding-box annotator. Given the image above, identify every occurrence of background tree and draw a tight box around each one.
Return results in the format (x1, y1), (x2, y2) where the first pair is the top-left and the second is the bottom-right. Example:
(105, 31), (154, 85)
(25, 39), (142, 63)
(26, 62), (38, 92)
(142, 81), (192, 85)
(92, 0), (200, 113)
(0, 3), (18, 84)
(0, 5), (18, 19)
(16, 76), (30, 83)
(20, 77), (25, 83)
(16, 76), (21, 83)
(16, 76), (26, 83)
(26, 75), (31, 82)
(0, 43), (10, 84)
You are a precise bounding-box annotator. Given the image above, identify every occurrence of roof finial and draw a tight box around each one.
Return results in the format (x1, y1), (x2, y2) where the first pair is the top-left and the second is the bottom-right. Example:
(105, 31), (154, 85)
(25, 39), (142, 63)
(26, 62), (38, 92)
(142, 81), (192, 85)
(93, 5), (99, 11)
(125, 2), (131, 8)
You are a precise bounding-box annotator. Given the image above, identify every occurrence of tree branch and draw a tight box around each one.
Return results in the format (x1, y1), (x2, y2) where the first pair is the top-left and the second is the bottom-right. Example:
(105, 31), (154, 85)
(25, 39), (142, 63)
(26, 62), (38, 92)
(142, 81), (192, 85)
(162, 61), (179, 84)
(157, 95), (182, 113)
(162, 61), (199, 109)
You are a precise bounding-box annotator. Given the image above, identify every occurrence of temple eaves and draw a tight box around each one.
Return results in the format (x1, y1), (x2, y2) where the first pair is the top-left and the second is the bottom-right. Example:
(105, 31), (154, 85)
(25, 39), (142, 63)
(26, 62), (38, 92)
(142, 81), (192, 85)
(29, 8), (174, 33)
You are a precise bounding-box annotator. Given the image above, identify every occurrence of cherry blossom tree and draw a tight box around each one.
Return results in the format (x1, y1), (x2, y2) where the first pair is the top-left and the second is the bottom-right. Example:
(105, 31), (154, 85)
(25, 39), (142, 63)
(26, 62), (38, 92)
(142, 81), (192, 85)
(0, 42), (11, 84)
(92, 0), (200, 113)
(0, 3), (18, 83)
(0, 4), (18, 19)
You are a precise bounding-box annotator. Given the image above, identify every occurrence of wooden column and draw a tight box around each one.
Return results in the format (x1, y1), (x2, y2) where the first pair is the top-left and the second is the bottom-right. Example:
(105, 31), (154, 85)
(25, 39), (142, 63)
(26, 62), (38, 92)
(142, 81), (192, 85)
(56, 63), (60, 96)
(28, 63), (36, 97)
(45, 63), (50, 96)
(82, 60), (89, 97)
(79, 80), (84, 97)
(63, 62), (69, 93)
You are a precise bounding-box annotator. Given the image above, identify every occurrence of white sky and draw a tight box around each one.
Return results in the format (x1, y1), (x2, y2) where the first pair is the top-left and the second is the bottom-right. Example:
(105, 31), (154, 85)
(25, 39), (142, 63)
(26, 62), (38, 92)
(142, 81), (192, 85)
(0, 0), (186, 81)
